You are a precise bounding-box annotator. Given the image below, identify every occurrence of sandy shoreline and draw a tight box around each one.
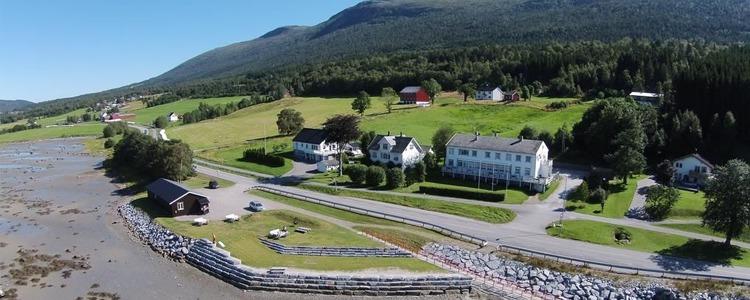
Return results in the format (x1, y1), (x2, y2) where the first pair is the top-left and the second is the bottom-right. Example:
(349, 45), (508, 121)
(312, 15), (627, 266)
(0, 138), (468, 300)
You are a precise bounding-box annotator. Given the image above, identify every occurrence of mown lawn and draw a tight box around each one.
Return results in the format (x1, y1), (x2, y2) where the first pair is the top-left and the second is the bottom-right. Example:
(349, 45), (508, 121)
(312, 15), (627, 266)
(83, 135), (122, 157)
(538, 177), (561, 201)
(196, 142), (293, 177)
(567, 174), (647, 218)
(0, 123), (105, 144)
(131, 197), (440, 272)
(668, 190), (706, 220)
(183, 173), (235, 189)
(130, 96), (244, 125)
(548, 220), (750, 267)
(659, 223), (750, 244)
(308, 171), (530, 204)
(299, 184), (516, 224)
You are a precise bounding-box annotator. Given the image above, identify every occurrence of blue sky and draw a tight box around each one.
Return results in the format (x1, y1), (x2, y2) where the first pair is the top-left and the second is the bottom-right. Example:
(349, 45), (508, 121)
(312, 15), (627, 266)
(0, 0), (360, 102)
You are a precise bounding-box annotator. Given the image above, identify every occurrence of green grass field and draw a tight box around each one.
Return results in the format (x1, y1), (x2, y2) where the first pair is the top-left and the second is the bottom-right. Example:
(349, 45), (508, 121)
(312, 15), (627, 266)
(196, 142), (293, 177)
(299, 184), (516, 224)
(566, 175), (647, 218)
(658, 224), (750, 244)
(548, 220), (750, 267)
(538, 177), (561, 201)
(668, 190), (706, 220)
(132, 197), (439, 272)
(129, 96), (244, 125)
(36, 108), (91, 126)
(0, 123), (105, 144)
(183, 173), (235, 189)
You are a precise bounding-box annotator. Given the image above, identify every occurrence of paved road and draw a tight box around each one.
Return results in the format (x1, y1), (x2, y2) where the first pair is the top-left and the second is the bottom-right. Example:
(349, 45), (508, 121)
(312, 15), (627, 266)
(192, 164), (750, 280)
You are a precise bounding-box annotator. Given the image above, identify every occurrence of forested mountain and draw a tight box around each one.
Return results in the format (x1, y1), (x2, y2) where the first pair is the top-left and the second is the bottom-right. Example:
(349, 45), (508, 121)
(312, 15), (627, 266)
(0, 100), (33, 113)
(145, 0), (750, 86)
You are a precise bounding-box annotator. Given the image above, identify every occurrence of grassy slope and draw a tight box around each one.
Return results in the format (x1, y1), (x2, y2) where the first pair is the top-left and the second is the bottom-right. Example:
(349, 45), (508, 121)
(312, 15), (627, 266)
(300, 184), (516, 224)
(669, 189), (706, 220)
(36, 108), (90, 126)
(129, 96), (244, 125)
(133, 197), (438, 272)
(538, 177), (561, 201)
(659, 223), (750, 244)
(0, 123), (105, 144)
(196, 140), (293, 177)
(548, 220), (750, 267)
(568, 175), (647, 218)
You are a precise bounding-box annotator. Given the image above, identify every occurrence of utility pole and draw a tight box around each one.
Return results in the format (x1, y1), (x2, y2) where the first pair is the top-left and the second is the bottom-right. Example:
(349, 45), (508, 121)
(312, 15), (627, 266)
(559, 175), (567, 228)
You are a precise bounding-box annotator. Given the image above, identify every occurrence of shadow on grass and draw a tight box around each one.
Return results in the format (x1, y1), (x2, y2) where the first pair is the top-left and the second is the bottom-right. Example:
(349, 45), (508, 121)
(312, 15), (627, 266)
(651, 239), (744, 271)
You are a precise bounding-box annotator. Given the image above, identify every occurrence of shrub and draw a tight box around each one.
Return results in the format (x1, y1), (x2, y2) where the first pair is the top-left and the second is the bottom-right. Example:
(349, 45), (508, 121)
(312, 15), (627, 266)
(344, 164), (367, 184)
(614, 227), (632, 243)
(571, 181), (590, 201)
(644, 185), (679, 220)
(242, 148), (284, 167)
(153, 116), (169, 129)
(385, 167), (405, 189)
(418, 186), (505, 202)
(103, 139), (115, 149)
(590, 187), (607, 205)
(365, 165), (385, 187)
(102, 126), (115, 138)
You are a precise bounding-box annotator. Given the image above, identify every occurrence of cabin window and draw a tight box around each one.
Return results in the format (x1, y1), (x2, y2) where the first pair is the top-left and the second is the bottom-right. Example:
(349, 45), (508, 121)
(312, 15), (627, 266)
(177, 202), (184, 211)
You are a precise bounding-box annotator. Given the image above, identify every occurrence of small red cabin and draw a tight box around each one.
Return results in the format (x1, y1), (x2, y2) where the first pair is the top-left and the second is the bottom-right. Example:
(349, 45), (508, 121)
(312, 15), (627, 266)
(399, 86), (430, 104)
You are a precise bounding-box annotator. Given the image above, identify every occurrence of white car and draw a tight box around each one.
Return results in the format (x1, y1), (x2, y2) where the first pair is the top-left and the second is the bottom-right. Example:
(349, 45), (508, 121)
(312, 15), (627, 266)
(249, 201), (265, 212)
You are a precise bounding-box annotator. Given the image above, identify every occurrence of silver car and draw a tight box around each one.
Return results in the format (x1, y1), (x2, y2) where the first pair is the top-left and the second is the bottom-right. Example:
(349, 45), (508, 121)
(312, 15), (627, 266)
(249, 201), (265, 212)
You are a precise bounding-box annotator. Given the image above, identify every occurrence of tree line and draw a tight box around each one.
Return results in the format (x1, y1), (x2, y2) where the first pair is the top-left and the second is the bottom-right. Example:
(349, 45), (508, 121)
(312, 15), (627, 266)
(108, 130), (194, 181)
(181, 94), (274, 125)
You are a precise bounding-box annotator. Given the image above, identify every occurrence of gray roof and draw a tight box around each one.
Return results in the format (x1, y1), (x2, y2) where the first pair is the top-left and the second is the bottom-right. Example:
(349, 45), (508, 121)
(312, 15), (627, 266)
(446, 133), (543, 154)
(146, 178), (207, 206)
(368, 135), (424, 154)
(477, 83), (501, 92)
(292, 128), (328, 144)
(399, 86), (422, 94)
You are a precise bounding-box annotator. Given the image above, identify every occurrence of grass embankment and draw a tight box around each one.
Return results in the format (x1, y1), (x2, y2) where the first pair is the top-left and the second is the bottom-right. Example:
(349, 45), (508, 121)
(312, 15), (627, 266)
(659, 224), (750, 244)
(309, 171), (530, 204)
(567, 174), (647, 218)
(538, 177), (561, 201)
(668, 189), (706, 220)
(127, 96), (244, 125)
(548, 220), (750, 267)
(183, 173), (235, 189)
(0, 123), (105, 144)
(196, 140), (293, 177)
(132, 197), (439, 272)
(299, 184), (516, 224)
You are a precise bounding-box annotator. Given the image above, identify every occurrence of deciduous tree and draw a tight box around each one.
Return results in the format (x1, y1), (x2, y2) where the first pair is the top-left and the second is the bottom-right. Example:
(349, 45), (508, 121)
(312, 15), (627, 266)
(276, 108), (305, 135)
(351, 91), (371, 116)
(431, 125), (455, 161)
(323, 115), (361, 175)
(421, 78), (442, 104)
(381, 87), (397, 113)
(703, 159), (750, 246)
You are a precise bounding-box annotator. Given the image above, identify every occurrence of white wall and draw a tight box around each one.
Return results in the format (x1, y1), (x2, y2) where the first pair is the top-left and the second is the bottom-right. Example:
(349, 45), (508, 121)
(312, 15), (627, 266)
(673, 156), (711, 181)
(444, 143), (551, 183)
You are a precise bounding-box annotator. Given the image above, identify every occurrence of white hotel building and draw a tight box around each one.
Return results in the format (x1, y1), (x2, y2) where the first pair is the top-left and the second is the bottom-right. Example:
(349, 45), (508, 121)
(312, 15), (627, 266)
(442, 133), (554, 192)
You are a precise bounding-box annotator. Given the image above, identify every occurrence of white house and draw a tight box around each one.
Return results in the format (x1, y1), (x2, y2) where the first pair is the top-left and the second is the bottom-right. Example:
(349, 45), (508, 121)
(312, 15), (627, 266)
(168, 112), (179, 122)
(367, 133), (425, 167)
(475, 83), (503, 101)
(292, 128), (338, 162)
(442, 133), (553, 192)
(629, 92), (663, 106)
(673, 153), (713, 186)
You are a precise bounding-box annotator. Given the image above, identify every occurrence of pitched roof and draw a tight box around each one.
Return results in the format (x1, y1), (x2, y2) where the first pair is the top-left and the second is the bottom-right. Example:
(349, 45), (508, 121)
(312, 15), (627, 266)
(368, 135), (424, 154)
(477, 83), (501, 92)
(629, 92), (662, 98)
(400, 86), (423, 94)
(674, 153), (714, 169)
(146, 178), (207, 206)
(446, 133), (543, 154)
(292, 128), (329, 144)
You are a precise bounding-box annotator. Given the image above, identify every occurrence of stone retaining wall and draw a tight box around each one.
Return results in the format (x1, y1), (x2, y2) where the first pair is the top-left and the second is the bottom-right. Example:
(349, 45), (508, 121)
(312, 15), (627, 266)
(187, 239), (472, 296)
(259, 239), (412, 257)
(117, 203), (192, 260)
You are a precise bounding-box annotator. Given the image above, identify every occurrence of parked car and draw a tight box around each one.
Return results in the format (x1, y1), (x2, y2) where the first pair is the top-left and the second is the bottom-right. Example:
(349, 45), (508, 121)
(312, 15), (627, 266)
(249, 201), (265, 212)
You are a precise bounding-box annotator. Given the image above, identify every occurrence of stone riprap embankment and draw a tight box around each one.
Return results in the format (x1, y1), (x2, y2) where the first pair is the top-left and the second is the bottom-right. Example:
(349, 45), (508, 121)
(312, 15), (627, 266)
(117, 204), (192, 260)
(422, 244), (747, 300)
(259, 239), (412, 257)
(187, 239), (472, 296)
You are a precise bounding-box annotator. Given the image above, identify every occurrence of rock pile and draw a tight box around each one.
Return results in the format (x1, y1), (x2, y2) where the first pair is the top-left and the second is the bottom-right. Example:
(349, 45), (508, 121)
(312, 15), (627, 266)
(422, 243), (747, 300)
(259, 239), (412, 257)
(117, 204), (192, 260)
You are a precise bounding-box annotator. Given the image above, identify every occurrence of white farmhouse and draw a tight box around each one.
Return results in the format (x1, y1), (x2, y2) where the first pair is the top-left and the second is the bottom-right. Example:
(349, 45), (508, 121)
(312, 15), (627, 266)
(368, 133), (425, 167)
(673, 153), (713, 187)
(292, 128), (338, 162)
(629, 92), (663, 106)
(442, 133), (553, 192)
(168, 112), (179, 122)
(475, 83), (503, 101)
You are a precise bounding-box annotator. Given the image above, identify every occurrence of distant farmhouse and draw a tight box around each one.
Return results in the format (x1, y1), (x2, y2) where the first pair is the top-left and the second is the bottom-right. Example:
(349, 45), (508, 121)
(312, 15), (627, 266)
(168, 112), (179, 122)
(293, 128), (339, 162)
(629, 92), (663, 105)
(673, 153), (713, 187)
(503, 91), (520, 102)
(399, 86), (430, 105)
(475, 83), (503, 101)
(146, 178), (209, 217)
(368, 133), (426, 168)
(443, 133), (554, 192)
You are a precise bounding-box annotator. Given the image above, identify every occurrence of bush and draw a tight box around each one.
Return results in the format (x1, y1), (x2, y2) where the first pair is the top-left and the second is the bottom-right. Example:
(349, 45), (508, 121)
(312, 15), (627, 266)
(417, 186), (505, 202)
(614, 227), (632, 243)
(103, 139), (115, 149)
(590, 187), (607, 205)
(571, 181), (590, 201)
(644, 185), (679, 220)
(242, 148), (284, 167)
(344, 164), (367, 184)
(153, 116), (169, 129)
(546, 101), (569, 110)
(102, 126), (115, 138)
(365, 165), (385, 187)
(385, 167), (405, 189)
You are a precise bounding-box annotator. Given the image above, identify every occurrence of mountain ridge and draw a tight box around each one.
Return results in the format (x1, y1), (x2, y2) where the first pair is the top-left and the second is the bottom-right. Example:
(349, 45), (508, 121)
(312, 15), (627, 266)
(0, 99), (34, 113)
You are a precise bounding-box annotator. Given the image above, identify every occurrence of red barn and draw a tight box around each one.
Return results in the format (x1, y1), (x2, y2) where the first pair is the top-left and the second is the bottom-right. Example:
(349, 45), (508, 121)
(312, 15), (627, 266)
(399, 86), (430, 104)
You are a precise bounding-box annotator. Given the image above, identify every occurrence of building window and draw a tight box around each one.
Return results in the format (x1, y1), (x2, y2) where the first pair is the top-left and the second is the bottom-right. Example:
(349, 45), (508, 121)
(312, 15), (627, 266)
(515, 167), (520, 174)
(506, 153), (511, 161)
(495, 152), (501, 159)
(524, 168), (531, 176)
(394, 157), (399, 161)
(515, 155), (521, 162)
(485, 152), (491, 158)
(459, 149), (469, 156)
(177, 202), (184, 211)
(701, 166), (707, 173)
(675, 162), (682, 168)
(448, 159), (454, 166)
(525, 156), (531, 163)
(471, 150), (477, 157)
(457, 160), (463, 167)
(449, 148), (454, 155)
(381, 144), (389, 150)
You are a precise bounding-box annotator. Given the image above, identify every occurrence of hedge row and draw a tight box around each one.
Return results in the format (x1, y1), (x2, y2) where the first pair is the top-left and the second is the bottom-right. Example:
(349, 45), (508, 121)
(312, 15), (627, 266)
(417, 186), (505, 202)
(242, 148), (285, 167)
